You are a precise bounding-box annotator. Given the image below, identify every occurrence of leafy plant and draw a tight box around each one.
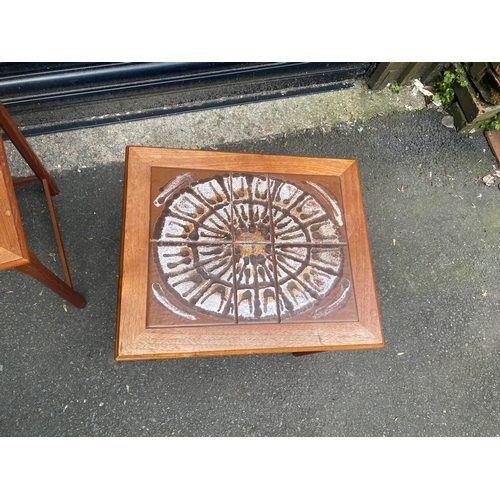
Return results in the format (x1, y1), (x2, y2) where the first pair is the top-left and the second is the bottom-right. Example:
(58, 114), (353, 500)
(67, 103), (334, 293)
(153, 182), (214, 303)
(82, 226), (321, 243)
(479, 113), (500, 131)
(432, 67), (468, 106)
(389, 83), (402, 93)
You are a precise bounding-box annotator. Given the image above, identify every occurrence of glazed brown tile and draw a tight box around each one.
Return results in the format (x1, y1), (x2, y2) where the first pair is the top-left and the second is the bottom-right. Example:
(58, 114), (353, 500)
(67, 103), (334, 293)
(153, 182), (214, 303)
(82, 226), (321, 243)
(230, 172), (272, 244)
(147, 243), (236, 327)
(276, 245), (358, 323)
(233, 243), (279, 324)
(150, 167), (233, 244)
(268, 173), (348, 245)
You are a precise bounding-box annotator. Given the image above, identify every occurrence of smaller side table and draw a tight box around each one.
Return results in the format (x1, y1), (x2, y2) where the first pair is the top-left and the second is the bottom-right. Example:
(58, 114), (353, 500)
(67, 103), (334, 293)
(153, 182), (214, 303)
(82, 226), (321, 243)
(0, 102), (86, 308)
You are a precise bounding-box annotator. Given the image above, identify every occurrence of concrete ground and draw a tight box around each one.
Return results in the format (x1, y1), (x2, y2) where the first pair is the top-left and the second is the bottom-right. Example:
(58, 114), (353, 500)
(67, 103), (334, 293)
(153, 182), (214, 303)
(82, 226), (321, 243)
(1, 82), (499, 436)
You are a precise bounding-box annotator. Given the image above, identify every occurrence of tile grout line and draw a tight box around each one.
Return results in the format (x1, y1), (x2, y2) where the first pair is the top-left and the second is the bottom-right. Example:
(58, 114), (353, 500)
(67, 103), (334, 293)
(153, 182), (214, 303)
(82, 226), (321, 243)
(267, 174), (282, 324)
(229, 172), (239, 325)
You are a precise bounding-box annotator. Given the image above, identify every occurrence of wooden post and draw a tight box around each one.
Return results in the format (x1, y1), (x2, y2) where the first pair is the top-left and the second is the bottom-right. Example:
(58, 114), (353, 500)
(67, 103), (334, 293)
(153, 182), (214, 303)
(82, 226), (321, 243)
(17, 251), (86, 309)
(0, 101), (59, 196)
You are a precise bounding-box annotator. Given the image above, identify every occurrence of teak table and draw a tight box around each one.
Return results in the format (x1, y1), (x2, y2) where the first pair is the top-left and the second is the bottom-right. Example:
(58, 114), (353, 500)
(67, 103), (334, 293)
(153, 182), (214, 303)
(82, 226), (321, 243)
(115, 147), (383, 360)
(0, 101), (86, 309)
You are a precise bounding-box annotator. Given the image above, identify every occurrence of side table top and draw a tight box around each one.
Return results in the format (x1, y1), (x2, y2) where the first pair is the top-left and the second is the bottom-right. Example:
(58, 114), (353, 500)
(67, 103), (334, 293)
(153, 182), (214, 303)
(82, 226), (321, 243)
(115, 147), (383, 359)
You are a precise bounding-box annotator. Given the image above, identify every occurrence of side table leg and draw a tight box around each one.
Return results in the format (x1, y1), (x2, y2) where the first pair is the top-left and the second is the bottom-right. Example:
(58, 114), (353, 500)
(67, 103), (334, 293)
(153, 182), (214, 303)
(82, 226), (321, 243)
(0, 102), (59, 196)
(16, 251), (86, 309)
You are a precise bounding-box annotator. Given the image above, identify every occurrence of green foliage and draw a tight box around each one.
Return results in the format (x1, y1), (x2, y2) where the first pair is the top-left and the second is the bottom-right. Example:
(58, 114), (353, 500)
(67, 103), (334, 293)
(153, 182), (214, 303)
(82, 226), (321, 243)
(479, 113), (500, 131)
(432, 67), (468, 106)
(389, 83), (402, 93)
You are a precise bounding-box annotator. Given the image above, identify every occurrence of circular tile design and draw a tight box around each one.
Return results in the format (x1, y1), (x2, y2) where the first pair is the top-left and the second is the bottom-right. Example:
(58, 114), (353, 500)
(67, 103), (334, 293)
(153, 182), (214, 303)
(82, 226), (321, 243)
(151, 173), (345, 321)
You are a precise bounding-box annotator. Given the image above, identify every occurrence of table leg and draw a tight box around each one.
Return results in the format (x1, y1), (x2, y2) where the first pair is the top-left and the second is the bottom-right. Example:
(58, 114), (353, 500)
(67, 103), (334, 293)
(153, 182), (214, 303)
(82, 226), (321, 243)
(0, 102), (59, 196)
(16, 251), (86, 308)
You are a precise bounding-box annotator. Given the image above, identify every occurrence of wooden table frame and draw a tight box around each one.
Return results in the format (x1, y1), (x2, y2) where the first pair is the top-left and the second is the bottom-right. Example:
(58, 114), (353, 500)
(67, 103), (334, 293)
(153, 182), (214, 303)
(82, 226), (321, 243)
(0, 102), (86, 309)
(116, 147), (383, 359)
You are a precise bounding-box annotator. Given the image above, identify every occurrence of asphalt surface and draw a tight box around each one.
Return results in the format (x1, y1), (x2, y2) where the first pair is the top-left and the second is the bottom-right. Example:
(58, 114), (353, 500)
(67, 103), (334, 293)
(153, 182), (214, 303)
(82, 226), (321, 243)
(1, 87), (499, 436)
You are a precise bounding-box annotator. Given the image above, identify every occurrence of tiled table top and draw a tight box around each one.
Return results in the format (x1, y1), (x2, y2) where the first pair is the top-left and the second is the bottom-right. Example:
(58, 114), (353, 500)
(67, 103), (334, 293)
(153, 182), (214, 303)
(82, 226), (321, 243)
(116, 148), (383, 359)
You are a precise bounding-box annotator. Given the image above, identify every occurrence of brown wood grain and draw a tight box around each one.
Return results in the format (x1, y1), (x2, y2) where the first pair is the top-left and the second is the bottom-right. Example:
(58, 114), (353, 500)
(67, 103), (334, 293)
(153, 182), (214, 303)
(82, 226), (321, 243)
(340, 160), (383, 345)
(0, 135), (29, 270)
(17, 251), (86, 308)
(1, 105), (86, 308)
(132, 146), (354, 176)
(115, 147), (383, 360)
(115, 148), (152, 357)
(42, 178), (72, 286)
(0, 102), (59, 196)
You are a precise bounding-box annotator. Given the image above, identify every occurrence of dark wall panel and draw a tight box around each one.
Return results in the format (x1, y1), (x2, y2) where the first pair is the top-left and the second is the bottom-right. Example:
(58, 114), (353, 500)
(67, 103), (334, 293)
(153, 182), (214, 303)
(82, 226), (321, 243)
(0, 62), (374, 136)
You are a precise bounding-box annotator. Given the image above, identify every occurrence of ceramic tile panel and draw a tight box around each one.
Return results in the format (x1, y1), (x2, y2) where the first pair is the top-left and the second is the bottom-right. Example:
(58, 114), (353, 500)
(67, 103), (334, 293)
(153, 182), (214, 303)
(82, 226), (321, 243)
(147, 168), (357, 327)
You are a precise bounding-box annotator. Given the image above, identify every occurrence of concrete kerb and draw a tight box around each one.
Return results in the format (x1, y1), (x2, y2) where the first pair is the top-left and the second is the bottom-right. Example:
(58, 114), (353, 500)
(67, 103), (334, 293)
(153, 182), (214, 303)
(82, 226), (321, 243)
(4, 81), (427, 178)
